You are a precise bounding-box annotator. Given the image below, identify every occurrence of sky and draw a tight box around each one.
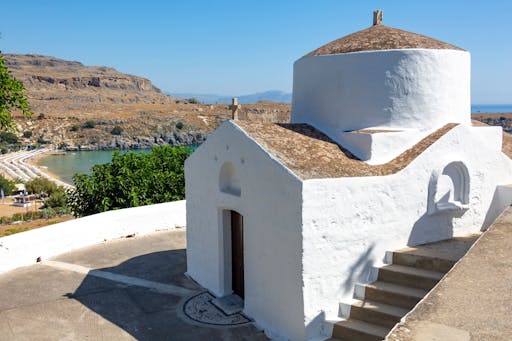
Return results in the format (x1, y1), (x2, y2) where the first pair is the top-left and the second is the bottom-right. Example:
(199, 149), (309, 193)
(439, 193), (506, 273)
(0, 0), (511, 103)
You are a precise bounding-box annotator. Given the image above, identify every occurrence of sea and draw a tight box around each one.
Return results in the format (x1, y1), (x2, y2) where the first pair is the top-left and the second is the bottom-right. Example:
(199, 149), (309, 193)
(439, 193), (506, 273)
(471, 104), (512, 114)
(37, 150), (152, 185)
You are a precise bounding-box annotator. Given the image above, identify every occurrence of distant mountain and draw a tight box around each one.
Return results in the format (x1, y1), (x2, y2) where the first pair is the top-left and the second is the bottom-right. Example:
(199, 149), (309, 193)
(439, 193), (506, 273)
(170, 90), (292, 104)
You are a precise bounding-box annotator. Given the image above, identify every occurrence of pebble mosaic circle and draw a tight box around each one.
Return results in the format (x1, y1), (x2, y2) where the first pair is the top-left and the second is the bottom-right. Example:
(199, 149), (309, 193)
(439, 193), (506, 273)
(182, 292), (251, 326)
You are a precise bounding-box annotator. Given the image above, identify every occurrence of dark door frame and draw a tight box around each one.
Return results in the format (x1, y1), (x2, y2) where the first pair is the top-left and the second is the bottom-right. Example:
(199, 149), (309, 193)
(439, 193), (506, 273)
(230, 210), (244, 299)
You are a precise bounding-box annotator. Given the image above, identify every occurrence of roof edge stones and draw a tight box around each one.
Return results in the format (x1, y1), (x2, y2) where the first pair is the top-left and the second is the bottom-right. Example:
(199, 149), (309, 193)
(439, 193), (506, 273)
(232, 120), (458, 180)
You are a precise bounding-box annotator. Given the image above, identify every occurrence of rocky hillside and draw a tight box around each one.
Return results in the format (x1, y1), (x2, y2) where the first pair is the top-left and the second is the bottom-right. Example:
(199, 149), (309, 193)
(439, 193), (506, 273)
(4, 54), (291, 150)
(4, 54), (173, 105)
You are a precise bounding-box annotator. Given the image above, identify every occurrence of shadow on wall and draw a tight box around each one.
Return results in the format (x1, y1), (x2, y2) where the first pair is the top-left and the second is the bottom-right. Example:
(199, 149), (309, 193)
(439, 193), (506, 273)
(340, 243), (376, 295)
(407, 208), (466, 246)
(408, 162), (471, 246)
(481, 186), (512, 231)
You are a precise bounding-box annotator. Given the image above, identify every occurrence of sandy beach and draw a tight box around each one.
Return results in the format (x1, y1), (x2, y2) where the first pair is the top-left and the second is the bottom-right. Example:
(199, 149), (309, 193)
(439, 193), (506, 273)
(0, 149), (74, 189)
(30, 151), (71, 185)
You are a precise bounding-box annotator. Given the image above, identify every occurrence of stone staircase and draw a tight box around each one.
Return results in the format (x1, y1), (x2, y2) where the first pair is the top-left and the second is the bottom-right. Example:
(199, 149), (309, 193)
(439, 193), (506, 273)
(326, 234), (479, 341)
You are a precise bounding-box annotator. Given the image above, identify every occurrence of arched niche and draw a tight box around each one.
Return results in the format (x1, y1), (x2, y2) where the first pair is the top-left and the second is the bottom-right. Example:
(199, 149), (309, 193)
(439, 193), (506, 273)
(428, 161), (470, 215)
(219, 162), (241, 196)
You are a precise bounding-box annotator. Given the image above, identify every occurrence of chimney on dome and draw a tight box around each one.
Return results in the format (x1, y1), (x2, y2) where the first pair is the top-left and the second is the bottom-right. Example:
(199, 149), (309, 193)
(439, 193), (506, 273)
(373, 10), (383, 26)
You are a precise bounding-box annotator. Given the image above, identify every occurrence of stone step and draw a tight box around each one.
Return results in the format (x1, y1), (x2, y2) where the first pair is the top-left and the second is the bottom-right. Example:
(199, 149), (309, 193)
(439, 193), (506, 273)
(332, 318), (389, 341)
(346, 299), (409, 328)
(359, 281), (428, 309)
(390, 234), (479, 273)
(378, 264), (444, 290)
(391, 249), (457, 273)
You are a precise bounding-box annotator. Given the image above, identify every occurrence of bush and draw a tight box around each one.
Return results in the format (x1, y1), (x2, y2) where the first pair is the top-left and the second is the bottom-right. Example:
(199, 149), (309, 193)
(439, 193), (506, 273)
(110, 125), (123, 135)
(187, 97), (201, 104)
(70, 125), (80, 132)
(0, 175), (15, 195)
(38, 113), (45, 120)
(0, 207), (71, 226)
(83, 120), (96, 129)
(37, 136), (48, 144)
(175, 121), (184, 130)
(25, 177), (58, 196)
(44, 188), (67, 208)
(0, 131), (18, 144)
(67, 146), (191, 216)
(22, 130), (33, 138)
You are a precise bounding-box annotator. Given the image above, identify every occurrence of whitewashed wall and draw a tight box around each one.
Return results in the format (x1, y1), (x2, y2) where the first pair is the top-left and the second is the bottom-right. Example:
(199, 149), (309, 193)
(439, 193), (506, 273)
(292, 49), (471, 140)
(300, 125), (512, 339)
(0, 201), (186, 274)
(186, 121), (306, 341)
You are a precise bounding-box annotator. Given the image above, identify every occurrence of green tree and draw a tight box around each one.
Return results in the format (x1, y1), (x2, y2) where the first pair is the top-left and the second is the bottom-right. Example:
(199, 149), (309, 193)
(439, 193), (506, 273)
(0, 174), (15, 195)
(25, 177), (58, 197)
(0, 54), (32, 130)
(67, 146), (190, 216)
(44, 187), (67, 208)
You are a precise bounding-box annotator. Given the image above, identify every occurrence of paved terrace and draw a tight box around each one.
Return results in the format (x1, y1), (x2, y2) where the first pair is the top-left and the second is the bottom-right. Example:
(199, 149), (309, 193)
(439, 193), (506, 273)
(388, 206), (512, 341)
(0, 229), (267, 340)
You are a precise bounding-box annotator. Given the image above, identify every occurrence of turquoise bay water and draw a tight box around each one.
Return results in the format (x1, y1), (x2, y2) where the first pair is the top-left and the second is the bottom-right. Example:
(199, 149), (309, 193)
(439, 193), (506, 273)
(37, 150), (151, 185)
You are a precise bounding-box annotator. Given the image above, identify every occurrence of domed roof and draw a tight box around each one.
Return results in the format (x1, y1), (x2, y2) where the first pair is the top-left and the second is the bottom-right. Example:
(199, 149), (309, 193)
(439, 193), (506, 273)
(306, 15), (464, 57)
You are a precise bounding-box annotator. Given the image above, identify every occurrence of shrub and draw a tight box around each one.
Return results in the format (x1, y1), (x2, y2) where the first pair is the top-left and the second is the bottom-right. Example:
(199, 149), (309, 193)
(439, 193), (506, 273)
(175, 121), (184, 130)
(83, 120), (96, 129)
(37, 136), (48, 144)
(25, 177), (58, 196)
(38, 113), (45, 120)
(67, 146), (191, 216)
(22, 130), (33, 138)
(44, 187), (68, 208)
(110, 125), (123, 135)
(0, 207), (71, 226)
(0, 131), (18, 144)
(187, 97), (201, 104)
(70, 125), (80, 132)
(0, 175), (15, 195)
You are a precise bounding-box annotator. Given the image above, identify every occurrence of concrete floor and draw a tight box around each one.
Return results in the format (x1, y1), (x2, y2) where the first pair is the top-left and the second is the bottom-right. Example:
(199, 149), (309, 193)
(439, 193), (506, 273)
(0, 229), (268, 341)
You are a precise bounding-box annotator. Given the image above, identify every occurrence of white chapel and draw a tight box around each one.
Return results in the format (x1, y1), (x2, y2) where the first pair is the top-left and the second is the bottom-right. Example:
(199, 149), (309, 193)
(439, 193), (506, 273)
(185, 11), (512, 341)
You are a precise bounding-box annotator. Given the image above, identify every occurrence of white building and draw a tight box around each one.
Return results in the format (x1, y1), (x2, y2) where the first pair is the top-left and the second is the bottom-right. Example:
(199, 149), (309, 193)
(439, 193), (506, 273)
(185, 12), (512, 341)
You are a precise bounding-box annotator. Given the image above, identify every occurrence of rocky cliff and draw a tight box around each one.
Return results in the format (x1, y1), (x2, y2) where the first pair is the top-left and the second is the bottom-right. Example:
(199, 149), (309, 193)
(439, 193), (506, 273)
(4, 54), (174, 105)
(3, 54), (291, 150)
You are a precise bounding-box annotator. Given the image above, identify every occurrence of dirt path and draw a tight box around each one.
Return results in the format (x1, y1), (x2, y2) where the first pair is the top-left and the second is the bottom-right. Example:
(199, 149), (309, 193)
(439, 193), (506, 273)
(0, 201), (44, 218)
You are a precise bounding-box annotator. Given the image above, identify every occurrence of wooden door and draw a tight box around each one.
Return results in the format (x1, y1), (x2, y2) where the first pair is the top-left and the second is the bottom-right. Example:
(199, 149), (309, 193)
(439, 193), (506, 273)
(231, 211), (244, 299)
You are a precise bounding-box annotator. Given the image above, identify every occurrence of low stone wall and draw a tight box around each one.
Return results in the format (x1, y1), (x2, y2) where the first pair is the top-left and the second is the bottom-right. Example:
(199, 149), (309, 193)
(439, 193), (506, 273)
(0, 200), (186, 274)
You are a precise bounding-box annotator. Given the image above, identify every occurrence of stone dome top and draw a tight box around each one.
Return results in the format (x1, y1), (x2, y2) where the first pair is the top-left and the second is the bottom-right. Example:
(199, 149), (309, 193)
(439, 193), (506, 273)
(306, 12), (464, 57)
